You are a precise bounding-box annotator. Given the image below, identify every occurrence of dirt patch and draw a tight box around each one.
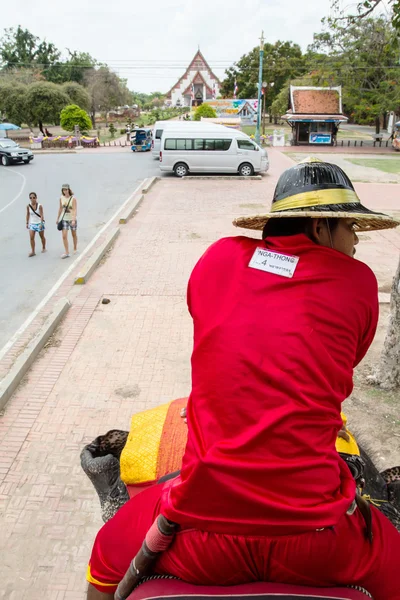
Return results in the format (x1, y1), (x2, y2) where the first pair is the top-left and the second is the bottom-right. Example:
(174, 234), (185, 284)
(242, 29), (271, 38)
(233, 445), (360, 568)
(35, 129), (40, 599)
(343, 304), (400, 470)
(379, 282), (393, 294)
(114, 384), (141, 399)
(44, 333), (62, 349)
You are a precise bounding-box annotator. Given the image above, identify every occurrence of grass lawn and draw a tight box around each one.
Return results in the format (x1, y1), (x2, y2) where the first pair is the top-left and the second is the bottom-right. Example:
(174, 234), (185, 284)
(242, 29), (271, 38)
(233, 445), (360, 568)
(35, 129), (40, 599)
(337, 129), (373, 140)
(241, 124), (290, 138)
(346, 158), (400, 175)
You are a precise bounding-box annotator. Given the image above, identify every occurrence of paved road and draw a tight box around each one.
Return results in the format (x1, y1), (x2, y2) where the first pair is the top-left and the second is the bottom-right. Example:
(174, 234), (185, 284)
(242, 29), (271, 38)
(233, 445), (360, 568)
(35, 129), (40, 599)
(0, 151), (161, 350)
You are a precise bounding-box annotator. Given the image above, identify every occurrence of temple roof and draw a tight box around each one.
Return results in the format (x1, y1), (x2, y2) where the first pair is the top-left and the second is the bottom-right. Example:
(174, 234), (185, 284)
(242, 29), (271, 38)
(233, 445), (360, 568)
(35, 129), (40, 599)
(289, 86), (344, 115)
(182, 71), (213, 96)
(166, 50), (220, 98)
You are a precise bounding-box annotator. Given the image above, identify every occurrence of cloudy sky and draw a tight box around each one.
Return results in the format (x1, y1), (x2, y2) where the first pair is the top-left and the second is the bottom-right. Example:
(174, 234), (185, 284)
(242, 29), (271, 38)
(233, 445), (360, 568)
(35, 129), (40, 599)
(3, 0), (348, 93)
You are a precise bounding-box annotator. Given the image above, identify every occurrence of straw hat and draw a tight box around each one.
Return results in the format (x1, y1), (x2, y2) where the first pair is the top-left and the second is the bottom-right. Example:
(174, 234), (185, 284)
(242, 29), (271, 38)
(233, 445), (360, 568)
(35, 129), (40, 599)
(233, 158), (399, 232)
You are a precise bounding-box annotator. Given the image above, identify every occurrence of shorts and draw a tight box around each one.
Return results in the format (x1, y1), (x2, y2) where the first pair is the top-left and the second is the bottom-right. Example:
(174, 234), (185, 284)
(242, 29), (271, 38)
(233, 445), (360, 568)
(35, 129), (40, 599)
(61, 219), (77, 231)
(87, 484), (400, 600)
(28, 223), (45, 232)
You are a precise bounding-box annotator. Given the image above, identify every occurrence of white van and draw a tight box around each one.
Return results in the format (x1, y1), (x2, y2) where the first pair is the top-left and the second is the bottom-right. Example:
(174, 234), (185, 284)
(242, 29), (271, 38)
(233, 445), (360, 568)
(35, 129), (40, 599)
(159, 128), (269, 177)
(152, 121), (225, 158)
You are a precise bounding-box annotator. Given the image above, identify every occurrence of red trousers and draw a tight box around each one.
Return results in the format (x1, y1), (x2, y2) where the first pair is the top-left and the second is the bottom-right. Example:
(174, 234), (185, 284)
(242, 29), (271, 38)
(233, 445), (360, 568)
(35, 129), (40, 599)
(87, 484), (400, 600)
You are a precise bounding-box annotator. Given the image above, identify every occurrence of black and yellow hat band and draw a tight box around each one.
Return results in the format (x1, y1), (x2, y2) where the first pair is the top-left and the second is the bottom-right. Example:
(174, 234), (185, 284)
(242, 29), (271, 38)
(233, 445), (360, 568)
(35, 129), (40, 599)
(271, 188), (360, 213)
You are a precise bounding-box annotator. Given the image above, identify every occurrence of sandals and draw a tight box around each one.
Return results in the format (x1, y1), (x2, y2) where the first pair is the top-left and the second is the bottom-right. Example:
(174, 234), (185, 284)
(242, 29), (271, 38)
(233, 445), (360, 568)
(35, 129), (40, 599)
(61, 253), (70, 259)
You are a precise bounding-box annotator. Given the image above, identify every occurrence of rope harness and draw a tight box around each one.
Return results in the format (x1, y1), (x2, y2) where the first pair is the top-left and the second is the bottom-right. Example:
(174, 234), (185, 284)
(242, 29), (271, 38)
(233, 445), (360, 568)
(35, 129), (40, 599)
(115, 514), (179, 600)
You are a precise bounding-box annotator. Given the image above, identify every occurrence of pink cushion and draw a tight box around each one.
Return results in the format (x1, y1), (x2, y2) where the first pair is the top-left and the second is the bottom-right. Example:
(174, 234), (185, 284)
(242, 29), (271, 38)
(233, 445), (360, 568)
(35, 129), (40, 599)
(128, 579), (371, 600)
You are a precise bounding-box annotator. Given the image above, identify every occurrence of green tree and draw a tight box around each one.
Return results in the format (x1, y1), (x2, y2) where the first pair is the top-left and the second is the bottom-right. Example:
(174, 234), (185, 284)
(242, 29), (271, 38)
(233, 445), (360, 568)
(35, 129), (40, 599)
(329, 0), (400, 31)
(309, 17), (400, 132)
(0, 67), (43, 85)
(193, 103), (217, 120)
(48, 50), (97, 84)
(86, 66), (131, 127)
(0, 81), (27, 125)
(25, 81), (70, 131)
(220, 41), (307, 108)
(61, 82), (91, 110)
(60, 104), (92, 133)
(0, 26), (60, 74)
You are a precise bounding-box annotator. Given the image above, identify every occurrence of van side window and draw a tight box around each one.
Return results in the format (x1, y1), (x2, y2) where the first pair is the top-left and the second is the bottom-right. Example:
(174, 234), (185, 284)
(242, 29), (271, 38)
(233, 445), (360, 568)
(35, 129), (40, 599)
(237, 139), (257, 150)
(194, 139), (204, 150)
(176, 139), (193, 150)
(165, 139), (176, 150)
(155, 129), (163, 139)
(165, 138), (233, 151)
(215, 139), (232, 150)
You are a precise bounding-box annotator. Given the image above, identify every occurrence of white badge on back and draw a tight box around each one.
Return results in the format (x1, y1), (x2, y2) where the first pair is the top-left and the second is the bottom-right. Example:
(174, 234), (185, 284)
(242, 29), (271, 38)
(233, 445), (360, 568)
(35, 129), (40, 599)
(248, 247), (299, 279)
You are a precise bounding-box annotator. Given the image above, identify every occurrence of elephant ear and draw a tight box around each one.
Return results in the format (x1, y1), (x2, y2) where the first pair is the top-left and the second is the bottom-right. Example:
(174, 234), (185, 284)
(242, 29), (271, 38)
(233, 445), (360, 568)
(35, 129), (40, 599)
(378, 501), (400, 532)
(380, 466), (400, 484)
(387, 480), (400, 510)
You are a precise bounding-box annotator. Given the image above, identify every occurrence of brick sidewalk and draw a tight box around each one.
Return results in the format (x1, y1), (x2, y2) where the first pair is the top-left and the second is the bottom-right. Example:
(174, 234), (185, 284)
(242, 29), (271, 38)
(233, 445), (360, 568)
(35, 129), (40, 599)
(0, 148), (399, 599)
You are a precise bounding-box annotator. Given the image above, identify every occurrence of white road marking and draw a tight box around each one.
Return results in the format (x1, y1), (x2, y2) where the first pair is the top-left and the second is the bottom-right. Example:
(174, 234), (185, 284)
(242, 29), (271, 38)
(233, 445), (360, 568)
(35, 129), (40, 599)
(0, 169), (27, 214)
(0, 179), (145, 362)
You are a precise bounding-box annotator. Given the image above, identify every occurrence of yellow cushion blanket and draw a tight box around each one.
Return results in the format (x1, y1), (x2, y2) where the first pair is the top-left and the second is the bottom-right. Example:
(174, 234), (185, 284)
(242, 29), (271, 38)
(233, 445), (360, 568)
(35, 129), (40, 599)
(120, 401), (359, 485)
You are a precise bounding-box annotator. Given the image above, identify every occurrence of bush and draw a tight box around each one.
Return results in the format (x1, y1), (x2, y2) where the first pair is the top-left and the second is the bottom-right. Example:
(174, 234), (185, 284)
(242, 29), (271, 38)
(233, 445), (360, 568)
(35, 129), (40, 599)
(60, 104), (92, 133)
(193, 103), (217, 121)
(109, 123), (116, 138)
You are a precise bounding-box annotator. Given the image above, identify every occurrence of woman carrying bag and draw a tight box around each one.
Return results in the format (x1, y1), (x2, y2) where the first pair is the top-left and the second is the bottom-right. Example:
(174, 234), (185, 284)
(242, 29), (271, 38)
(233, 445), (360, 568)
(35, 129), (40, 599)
(56, 184), (78, 259)
(26, 192), (46, 257)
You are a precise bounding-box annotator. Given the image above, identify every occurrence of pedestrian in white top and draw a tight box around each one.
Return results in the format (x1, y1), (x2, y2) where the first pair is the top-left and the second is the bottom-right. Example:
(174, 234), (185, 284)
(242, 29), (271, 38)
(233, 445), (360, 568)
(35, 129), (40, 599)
(26, 192), (46, 257)
(56, 183), (78, 259)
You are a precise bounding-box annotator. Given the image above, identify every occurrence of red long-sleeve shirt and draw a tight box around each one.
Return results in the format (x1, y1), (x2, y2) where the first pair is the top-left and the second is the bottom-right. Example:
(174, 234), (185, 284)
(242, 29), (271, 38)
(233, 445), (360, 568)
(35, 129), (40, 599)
(161, 234), (379, 536)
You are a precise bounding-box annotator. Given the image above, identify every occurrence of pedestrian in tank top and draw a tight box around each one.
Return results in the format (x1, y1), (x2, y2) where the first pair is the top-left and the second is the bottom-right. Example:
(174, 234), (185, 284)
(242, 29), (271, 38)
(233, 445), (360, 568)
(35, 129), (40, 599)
(26, 192), (46, 257)
(56, 183), (78, 259)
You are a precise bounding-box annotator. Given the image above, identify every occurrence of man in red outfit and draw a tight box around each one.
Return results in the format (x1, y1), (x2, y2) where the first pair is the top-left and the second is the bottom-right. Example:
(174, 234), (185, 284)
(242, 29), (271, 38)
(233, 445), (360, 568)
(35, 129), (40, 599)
(87, 159), (400, 600)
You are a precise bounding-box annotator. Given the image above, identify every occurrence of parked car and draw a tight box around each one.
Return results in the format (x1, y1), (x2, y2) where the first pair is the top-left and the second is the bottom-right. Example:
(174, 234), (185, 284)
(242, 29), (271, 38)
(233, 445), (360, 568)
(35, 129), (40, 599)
(0, 138), (34, 166)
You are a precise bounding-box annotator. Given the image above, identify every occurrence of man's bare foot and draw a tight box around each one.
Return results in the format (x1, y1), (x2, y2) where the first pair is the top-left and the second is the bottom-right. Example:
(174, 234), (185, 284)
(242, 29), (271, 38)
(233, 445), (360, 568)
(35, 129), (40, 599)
(29, 252), (36, 257)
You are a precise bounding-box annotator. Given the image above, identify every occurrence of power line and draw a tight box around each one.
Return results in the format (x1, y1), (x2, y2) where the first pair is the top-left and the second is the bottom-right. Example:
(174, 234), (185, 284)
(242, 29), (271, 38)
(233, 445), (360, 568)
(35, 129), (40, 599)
(2, 60), (400, 71)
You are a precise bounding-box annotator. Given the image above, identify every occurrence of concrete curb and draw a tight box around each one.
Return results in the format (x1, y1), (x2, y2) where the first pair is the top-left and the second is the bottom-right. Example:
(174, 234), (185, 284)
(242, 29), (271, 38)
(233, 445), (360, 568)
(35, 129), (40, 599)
(183, 175), (262, 180)
(74, 228), (120, 284)
(32, 150), (77, 155)
(142, 176), (159, 193)
(119, 194), (145, 224)
(0, 298), (70, 411)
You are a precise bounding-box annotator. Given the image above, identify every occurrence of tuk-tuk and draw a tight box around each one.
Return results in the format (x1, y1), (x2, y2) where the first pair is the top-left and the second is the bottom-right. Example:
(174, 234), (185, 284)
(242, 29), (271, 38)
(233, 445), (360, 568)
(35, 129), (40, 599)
(393, 121), (400, 151)
(131, 128), (152, 152)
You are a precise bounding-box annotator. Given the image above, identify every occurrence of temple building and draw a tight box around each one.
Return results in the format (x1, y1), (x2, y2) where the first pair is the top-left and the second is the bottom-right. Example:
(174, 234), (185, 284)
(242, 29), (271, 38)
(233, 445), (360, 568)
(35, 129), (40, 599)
(282, 86), (348, 145)
(165, 49), (221, 108)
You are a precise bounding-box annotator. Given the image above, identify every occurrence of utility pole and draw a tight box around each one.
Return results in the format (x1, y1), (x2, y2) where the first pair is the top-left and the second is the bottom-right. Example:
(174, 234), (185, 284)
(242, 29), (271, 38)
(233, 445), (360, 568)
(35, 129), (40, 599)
(255, 31), (264, 145)
(262, 82), (267, 136)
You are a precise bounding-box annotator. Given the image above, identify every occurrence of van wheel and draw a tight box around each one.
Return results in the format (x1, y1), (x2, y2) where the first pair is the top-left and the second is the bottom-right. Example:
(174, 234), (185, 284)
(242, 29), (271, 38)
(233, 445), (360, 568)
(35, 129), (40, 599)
(239, 163), (254, 177)
(174, 163), (189, 177)
(1, 155), (10, 166)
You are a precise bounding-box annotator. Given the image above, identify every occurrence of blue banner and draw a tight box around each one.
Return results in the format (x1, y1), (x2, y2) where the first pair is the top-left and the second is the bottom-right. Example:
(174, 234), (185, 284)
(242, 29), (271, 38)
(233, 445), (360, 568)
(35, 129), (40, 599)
(309, 133), (332, 144)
